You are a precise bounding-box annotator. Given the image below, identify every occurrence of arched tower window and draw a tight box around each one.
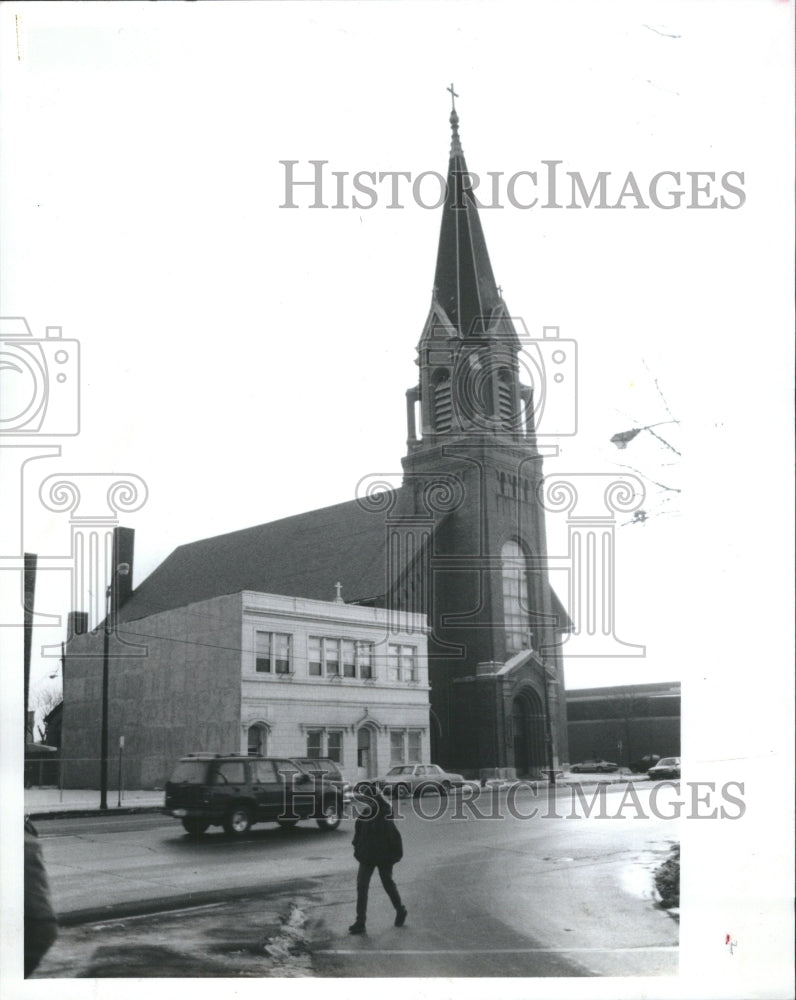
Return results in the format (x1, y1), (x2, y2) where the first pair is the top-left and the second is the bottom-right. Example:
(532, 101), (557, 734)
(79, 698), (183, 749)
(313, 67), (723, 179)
(502, 540), (532, 653)
(432, 370), (452, 432)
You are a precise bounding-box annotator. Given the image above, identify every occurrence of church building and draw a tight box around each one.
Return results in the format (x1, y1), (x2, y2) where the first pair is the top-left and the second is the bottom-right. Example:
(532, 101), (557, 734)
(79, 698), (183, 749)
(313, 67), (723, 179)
(61, 100), (571, 787)
(393, 100), (570, 774)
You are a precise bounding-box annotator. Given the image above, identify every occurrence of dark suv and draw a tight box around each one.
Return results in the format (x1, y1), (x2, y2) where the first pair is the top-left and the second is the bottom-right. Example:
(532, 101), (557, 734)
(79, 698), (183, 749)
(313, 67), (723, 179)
(290, 757), (350, 799)
(629, 754), (661, 773)
(164, 753), (343, 836)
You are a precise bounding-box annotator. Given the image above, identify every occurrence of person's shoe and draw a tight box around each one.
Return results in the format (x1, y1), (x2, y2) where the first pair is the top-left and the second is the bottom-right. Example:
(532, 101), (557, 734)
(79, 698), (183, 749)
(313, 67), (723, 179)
(349, 921), (366, 935)
(395, 905), (408, 927)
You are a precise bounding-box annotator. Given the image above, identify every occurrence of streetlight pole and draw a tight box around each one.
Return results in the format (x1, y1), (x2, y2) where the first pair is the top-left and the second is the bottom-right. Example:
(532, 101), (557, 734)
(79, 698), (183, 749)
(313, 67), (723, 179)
(99, 561), (129, 811)
(99, 582), (111, 810)
(542, 661), (554, 777)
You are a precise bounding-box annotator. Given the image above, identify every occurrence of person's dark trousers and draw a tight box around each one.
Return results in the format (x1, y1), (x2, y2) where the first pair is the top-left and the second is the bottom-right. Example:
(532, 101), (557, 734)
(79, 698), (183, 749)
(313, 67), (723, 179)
(356, 862), (402, 923)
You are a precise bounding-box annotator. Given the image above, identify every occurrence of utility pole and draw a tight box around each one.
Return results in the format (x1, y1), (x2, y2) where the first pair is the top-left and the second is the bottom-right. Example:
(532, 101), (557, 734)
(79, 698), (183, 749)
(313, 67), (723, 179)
(99, 528), (131, 811)
(23, 553), (37, 741)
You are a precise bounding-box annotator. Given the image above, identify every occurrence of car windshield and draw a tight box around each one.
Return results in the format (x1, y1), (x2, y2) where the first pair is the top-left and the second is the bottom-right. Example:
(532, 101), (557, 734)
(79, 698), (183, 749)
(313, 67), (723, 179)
(657, 758), (677, 766)
(387, 766), (414, 775)
(169, 761), (209, 784)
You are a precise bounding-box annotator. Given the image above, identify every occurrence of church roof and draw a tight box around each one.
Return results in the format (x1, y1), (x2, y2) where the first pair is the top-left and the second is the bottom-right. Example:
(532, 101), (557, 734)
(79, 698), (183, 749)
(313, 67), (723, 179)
(118, 487), (571, 633)
(118, 495), (398, 623)
(432, 99), (504, 338)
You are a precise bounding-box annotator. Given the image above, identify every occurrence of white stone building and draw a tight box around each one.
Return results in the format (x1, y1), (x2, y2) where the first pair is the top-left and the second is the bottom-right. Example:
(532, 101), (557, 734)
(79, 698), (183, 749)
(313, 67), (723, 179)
(241, 590), (430, 783)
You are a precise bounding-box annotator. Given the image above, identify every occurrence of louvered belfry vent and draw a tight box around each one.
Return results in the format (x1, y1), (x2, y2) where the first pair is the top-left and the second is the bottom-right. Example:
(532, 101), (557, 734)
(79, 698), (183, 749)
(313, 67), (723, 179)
(434, 376), (452, 431)
(497, 372), (513, 425)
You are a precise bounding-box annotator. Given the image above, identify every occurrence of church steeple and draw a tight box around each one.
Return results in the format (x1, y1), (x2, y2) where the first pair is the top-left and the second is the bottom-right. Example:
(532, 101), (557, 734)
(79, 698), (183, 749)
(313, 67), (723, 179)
(404, 91), (531, 453)
(432, 87), (504, 339)
(398, 92), (567, 779)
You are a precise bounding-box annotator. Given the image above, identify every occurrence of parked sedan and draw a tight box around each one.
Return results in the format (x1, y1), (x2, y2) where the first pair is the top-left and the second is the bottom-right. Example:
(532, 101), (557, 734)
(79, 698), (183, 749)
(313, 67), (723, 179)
(371, 763), (467, 797)
(569, 758), (620, 774)
(648, 756), (681, 780)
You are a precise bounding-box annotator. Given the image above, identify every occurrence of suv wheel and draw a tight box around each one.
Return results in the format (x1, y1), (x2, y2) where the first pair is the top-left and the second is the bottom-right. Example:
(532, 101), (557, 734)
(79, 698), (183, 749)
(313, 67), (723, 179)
(316, 802), (341, 831)
(181, 818), (209, 837)
(223, 806), (252, 836)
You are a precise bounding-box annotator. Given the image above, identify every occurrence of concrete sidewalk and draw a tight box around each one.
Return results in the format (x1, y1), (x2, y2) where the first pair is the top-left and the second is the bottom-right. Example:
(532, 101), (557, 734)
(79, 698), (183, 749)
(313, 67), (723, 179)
(25, 787), (165, 819)
(25, 771), (653, 820)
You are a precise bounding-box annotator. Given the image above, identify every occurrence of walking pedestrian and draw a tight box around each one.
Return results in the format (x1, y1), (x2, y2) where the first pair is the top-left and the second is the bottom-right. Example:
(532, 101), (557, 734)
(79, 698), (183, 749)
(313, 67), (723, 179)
(349, 783), (407, 934)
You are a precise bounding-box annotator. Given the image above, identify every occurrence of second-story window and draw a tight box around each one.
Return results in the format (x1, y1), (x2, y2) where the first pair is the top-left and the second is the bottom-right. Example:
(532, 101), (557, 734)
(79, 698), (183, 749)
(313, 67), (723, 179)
(356, 640), (373, 679)
(388, 644), (418, 682)
(342, 640), (356, 678)
(308, 636), (322, 676)
(255, 631), (292, 674)
(308, 637), (376, 679)
(325, 638), (340, 676)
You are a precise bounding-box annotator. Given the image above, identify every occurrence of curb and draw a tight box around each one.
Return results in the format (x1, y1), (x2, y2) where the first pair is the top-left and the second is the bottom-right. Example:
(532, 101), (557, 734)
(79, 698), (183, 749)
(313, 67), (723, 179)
(57, 876), (320, 926)
(28, 805), (165, 821)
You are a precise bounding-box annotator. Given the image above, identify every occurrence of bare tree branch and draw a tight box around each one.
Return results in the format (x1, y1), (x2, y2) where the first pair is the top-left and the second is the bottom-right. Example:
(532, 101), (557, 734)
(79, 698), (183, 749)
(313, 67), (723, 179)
(28, 681), (62, 742)
(643, 424), (681, 457)
(615, 461), (682, 494)
(643, 359), (679, 423)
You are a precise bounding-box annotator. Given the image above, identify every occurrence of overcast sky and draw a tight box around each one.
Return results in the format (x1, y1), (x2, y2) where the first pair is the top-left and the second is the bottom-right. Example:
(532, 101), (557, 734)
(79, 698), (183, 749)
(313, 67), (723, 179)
(1, 2), (792, 706)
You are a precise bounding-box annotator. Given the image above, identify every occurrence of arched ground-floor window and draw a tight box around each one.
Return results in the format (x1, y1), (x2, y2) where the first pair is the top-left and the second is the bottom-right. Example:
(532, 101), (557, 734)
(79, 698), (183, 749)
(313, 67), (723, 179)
(247, 722), (268, 756)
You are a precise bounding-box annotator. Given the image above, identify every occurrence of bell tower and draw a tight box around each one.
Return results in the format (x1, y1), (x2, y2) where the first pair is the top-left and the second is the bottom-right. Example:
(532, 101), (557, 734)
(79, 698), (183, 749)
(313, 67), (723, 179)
(399, 92), (569, 776)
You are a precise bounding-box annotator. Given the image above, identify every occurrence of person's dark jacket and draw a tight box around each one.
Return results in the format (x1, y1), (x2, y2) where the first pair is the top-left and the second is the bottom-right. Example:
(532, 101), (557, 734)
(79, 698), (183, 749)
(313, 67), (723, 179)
(352, 790), (403, 866)
(25, 818), (58, 976)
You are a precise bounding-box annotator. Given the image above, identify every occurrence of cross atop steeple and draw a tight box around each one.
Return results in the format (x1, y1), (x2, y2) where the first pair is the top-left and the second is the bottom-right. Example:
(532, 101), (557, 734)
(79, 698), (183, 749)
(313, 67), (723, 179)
(447, 83), (459, 113)
(447, 84), (463, 156)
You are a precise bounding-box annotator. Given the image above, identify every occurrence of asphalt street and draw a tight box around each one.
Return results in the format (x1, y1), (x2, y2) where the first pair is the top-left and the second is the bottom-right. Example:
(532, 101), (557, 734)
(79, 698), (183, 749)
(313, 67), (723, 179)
(32, 783), (679, 978)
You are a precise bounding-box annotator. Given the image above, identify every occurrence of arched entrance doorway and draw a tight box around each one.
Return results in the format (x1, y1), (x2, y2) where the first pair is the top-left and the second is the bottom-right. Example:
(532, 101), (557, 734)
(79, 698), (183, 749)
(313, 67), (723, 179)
(357, 726), (377, 780)
(511, 690), (545, 777)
